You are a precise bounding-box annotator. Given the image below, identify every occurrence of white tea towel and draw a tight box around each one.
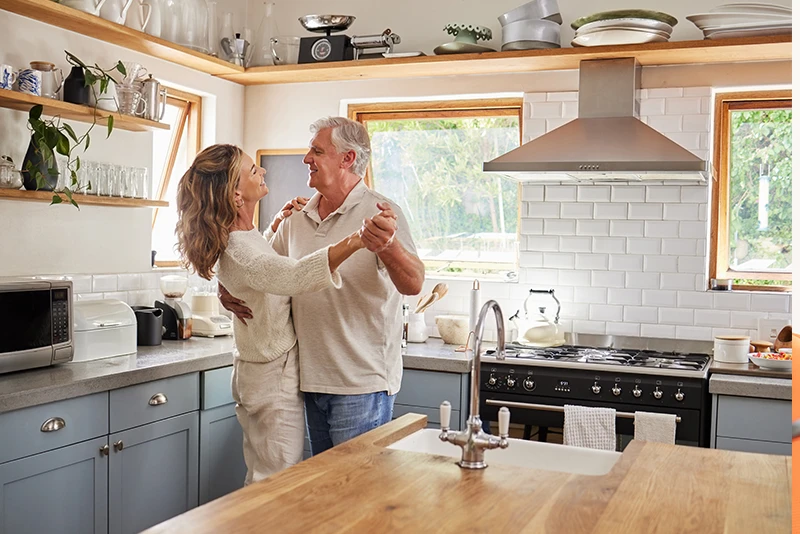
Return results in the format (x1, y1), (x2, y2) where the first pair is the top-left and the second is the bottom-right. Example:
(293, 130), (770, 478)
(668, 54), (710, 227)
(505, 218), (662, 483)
(634, 411), (677, 444)
(563, 404), (617, 451)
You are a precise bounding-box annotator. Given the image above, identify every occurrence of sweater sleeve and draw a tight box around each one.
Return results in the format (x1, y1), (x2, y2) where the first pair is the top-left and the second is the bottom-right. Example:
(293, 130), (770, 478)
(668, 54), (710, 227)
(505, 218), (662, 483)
(225, 238), (342, 296)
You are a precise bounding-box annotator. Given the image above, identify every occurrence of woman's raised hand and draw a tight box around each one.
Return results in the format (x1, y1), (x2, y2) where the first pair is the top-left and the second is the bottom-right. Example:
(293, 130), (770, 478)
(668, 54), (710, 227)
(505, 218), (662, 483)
(271, 196), (309, 233)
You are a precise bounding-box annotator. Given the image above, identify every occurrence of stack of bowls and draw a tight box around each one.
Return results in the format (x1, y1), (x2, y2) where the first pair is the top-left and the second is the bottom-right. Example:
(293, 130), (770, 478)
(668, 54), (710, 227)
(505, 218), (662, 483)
(498, 0), (562, 51)
(570, 10), (678, 47)
(686, 3), (791, 40)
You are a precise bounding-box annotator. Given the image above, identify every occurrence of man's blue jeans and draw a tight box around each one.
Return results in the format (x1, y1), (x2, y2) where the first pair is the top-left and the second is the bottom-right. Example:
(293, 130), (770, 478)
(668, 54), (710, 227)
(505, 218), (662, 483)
(304, 391), (396, 455)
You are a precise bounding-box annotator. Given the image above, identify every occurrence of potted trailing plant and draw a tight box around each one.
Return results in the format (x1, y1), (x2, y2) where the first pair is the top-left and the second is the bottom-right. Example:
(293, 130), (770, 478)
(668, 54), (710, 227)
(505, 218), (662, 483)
(22, 51), (126, 208)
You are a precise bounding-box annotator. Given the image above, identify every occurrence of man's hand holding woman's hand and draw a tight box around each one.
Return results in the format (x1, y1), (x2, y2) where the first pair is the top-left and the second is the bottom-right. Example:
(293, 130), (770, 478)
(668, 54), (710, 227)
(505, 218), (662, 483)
(270, 196), (309, 233)
(360, 202), (398, 254)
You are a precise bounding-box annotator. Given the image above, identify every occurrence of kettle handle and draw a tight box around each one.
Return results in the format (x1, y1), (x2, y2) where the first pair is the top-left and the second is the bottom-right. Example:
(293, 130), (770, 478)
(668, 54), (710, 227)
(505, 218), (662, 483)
(157, 88), (167, 121)
(525, 289), (561, 325)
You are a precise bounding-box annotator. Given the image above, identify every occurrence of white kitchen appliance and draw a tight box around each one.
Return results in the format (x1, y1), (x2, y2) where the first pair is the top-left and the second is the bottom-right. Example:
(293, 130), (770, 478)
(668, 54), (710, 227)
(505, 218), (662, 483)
(191, 293), (233, 338)
(73, 299), (137, 362)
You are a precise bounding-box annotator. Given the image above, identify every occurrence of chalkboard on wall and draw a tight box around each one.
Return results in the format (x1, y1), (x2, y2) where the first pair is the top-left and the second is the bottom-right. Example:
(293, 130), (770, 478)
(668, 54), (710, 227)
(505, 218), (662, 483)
(257, 149), (315, 233)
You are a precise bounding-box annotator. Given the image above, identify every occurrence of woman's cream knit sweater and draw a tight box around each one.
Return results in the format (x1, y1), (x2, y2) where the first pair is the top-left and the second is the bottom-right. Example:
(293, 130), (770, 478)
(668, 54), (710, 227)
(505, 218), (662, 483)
(217, 228), (341, 363)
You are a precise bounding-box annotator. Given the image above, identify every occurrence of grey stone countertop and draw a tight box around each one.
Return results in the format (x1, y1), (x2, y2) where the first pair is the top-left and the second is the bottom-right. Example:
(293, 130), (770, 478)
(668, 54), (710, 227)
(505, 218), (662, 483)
(710, 359), (793, 380)
(709, 373), (791, 401)
(0, 337), (471, 414)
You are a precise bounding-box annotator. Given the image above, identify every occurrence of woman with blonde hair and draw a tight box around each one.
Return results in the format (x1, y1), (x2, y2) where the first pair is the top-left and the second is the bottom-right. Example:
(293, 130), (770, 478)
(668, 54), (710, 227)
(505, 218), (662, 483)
(175, 144), (365, 484)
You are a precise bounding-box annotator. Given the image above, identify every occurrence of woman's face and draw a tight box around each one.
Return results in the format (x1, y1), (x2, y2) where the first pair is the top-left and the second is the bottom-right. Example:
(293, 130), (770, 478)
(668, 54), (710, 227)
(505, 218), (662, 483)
(236, 153), (268, 203)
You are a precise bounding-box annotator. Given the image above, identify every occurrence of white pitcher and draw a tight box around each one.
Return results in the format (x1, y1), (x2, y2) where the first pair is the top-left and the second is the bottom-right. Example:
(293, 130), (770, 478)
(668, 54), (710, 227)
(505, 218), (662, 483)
(142, 0), (163, 38)
(124, 0), (152, 32)
(100, 0), (135, 25)
(61, 0), (108, 16)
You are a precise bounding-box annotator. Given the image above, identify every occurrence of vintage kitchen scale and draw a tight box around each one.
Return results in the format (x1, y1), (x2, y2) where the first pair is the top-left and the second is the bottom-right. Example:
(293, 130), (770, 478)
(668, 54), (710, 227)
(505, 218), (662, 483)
(298, 14), (401, 63)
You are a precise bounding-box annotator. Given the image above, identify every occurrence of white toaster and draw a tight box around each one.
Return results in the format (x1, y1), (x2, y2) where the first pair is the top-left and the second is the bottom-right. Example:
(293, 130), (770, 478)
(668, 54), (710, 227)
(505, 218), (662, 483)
(72, 299), (137, 362)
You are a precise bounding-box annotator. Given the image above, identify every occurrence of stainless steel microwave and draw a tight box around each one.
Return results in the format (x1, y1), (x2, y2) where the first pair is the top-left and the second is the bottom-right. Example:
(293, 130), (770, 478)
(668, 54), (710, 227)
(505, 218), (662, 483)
(0, 279), (74, 374)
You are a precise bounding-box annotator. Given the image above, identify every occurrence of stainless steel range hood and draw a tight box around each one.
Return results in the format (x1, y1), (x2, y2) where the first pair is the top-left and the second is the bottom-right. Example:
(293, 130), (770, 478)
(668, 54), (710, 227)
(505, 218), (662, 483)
(484, 58), (707, 182)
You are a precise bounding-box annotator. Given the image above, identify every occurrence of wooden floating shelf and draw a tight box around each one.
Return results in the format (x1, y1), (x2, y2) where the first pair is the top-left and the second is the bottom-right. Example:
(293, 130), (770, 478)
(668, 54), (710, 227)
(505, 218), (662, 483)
(2, 0), (243, 77)
(219, 35), (792, 85)
(0, 89), (169, 132)
(0, 189), (168, 208)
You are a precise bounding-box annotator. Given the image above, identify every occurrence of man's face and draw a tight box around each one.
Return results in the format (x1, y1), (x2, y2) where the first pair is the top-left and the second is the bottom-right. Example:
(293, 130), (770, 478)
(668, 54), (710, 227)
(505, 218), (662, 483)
(303, 127), (349, 191)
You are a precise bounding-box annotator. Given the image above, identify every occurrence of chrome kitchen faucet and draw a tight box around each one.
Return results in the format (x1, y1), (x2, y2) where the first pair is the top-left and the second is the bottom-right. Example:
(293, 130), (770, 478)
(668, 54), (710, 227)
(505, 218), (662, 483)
(439, 300), (510, 469)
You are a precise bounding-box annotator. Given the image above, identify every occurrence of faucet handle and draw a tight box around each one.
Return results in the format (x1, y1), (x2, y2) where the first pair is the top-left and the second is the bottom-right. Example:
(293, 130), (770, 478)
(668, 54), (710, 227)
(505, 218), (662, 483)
(498, 407), (510, 438)
(440, 401), (452, 431)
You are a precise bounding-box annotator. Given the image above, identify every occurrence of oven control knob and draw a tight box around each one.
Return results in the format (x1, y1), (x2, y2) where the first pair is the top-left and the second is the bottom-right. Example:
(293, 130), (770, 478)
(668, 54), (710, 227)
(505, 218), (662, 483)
(653, 387), (663, 400)
(611, 384), (622, 396)
(591, 382), (601, 394)
(632, 386), (642, 398)
(488, 375), (497, 387)
(674, 389), (685, 402)
(523, 378), (535, 391)
(506, 377), (516, 388)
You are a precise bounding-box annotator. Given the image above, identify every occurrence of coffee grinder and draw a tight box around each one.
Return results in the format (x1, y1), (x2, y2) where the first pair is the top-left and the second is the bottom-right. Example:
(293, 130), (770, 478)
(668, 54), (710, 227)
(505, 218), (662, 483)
(155, 275), (193, 340)
(298, 14), (356, 63)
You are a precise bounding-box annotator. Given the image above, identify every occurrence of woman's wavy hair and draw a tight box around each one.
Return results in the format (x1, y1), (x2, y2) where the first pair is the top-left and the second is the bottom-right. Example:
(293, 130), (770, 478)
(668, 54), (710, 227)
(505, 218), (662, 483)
(175, 144), (244, 280)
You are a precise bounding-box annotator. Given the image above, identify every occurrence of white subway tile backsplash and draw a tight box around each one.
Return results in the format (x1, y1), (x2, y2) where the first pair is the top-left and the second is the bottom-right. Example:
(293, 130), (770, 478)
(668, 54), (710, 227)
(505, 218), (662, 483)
(66, 275), (93, 293)
(658, 308), (695, 325)
(694, 309), (731, 327)
(665, 132), (701, 150)
(75, 292), (104, 301)
(730, 311), (765, 330)
(558, 270), (591, 287)
(544, 220), (577, 235)
(660, 273), (697, 291)
(543, 253), (576, 269)
(711, 327), (751, 339)
(609, 255), (643, 271)
(594, 203), (628, 220)
(562, 101), (579, 118)
(627, 238), (661, 255)
(644, 221), (680, 238)
(522, 268), (561, 286)
(592, 237), (626, 254)
(648, 88), (683, 98)
(665, 97), (702, 115)
(625, 272), (660, 289)
(592, 271), (626, 288)
(520, 219), (544, 235)
(678, 256), (706, 274)
(639, 98), (665, 116)
(607, 288), (643, 306)
(531, 101), (562, 118)
(696, 238), (707, 257)
(682, 114), (710, 132)
(572, 320), (607, 334)
(611, 186), (646, 203)
(663, 239), (699, 256)
(679, 221), (706, 239)
(589, 304), (623, 321)
(519, 252), (544, 268)
(560, 203), (594, 219)
(663, 204), (699, 221)
(559, 237), (593, 253)
(641, 324), (677, 338)
(128, 290), (154, 306)
(681, 186), (708, 203)
(683, 87), (712, 97)
(575, 287), (609, 305)
(92, 274), (118, 293)
(606, 322), (641, 337)
(117, 273), (142, 291)
(645, 186), (681, 203)
(577, 220), (610, 236)
(629, 203), (663, 220)
(524, 119), (547, 139)
(644, 255), (677, 272)
(676, 326), (714, 341)
(751, 294), (791, 313)
(563, 302), (590, 320)
(545, 186), (578, 202)
(546, 91), (578, 101)
(699, 203), (709, 222)
(610, 221), (644, 237)
(642, 290), (677, 307)
(522, 185), (545, 201)
(546, 118), (571, 130)
(526, 202), (560, 218)
(647, 115), (682, 132)
(527, 236), (560, 251)
(678, 291), (713, 309)
(623, 306), (659, 323)
(525, 93), (547, 103)
(102, 291), (128, 301)
(577, 186), (611, 202)
(575, 254), (608, 270)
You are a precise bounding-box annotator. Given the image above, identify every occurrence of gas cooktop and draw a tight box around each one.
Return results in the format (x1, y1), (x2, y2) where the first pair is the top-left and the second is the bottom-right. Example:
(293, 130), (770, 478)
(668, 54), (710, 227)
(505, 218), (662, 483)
(482, 343), (711, 378)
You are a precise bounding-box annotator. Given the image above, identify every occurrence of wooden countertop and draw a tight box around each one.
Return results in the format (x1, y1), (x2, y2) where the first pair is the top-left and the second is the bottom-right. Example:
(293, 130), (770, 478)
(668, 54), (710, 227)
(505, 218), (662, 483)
(144, 414), (790, 534)
(710, 360), (792, 380)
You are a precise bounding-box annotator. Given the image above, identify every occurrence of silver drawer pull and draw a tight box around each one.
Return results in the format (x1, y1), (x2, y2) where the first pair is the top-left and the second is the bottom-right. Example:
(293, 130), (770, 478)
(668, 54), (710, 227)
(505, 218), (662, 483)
(40, 417), (66, 432)
(149, 393), (168, 406)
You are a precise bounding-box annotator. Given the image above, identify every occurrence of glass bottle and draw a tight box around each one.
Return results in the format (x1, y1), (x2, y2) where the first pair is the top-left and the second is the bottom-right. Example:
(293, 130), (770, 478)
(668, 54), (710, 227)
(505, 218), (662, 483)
(207, 1), (219, 57)
(250, 2), (279, 67)
(219, 11), (236, 62)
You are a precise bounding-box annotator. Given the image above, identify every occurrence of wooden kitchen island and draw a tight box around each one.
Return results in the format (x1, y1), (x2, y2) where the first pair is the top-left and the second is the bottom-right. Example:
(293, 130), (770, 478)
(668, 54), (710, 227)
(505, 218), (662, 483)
(144, 414), (790, 533)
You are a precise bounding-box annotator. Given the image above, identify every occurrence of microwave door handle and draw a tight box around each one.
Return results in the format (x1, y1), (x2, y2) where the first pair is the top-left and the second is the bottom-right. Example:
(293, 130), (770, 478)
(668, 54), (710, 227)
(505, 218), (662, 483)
(95, 321), (122, 328)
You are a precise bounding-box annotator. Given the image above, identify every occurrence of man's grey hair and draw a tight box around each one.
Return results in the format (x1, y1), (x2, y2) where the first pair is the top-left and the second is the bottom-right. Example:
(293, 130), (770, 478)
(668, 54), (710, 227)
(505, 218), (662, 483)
(310, 117), (372, 178)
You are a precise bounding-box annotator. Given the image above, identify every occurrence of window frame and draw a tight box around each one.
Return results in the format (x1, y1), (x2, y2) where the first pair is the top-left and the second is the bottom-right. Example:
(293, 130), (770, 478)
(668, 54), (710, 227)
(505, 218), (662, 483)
(151, 87), (202, 267)
(348, 98), (524, 278)
(710, 90), (792, 292)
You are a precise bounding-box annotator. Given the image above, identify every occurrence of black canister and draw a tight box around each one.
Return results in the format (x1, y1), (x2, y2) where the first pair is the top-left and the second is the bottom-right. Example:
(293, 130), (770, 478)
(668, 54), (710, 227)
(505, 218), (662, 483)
(132, 306), (164, 346)
(63, 66), (89, 106)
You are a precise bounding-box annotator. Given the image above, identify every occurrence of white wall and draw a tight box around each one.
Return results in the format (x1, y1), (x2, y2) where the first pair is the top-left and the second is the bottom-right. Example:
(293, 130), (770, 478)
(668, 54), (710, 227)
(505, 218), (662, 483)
(0, 10), (246, 276)
(248, 0), (792, 57)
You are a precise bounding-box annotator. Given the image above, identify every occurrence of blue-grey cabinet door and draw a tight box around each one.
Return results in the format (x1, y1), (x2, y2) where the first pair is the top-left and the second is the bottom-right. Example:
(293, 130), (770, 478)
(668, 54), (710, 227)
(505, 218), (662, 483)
(199, 404), (246, 504)
(0, 437), (108, 534)
(108, 412), (199, 534)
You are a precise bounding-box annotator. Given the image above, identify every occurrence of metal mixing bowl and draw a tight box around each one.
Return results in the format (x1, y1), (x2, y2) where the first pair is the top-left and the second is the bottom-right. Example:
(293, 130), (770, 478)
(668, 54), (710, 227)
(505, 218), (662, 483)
(298, 14), (356, 34)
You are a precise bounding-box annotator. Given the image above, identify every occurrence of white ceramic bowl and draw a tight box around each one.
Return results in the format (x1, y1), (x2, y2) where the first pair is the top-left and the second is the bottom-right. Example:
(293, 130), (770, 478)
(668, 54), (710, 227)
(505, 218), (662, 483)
(435, 315), (470, 345)
(498, 0), (563, 26)
(748, 353), (792, 371)
(502, 19), (562, 47)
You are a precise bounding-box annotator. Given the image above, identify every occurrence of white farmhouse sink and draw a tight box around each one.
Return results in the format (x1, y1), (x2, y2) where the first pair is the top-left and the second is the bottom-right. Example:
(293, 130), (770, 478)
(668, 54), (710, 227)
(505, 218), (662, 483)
(387, 428), (621, 476)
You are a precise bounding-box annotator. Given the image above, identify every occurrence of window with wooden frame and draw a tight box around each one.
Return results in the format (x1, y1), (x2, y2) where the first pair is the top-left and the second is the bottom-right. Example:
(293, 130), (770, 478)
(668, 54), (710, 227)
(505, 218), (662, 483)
(349, 99), (523, 280)
(151, 88), (202, 267)
(710, 90), (792, 291)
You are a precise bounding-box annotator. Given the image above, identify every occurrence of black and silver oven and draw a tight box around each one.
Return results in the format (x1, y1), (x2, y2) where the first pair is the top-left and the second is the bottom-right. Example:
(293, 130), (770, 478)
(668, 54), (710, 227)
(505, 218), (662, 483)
(0, 279), (73, 374)
(479, 346), (712, 448)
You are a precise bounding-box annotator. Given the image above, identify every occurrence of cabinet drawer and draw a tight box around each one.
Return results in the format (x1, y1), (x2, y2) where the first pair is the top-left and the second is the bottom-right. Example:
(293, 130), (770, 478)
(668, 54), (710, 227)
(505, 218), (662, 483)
(0, 392), (108, 465)
(201, 366), (234, 410)
(110, 373), (199, 433)
(716, 395), (790, 443)
(396, 369), (463, 410)
(716, 436), (791, 456)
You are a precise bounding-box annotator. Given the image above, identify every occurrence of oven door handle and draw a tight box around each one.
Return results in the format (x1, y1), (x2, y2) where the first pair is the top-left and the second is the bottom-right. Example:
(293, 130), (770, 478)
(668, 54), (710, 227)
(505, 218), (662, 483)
(484, 399), (681, 423)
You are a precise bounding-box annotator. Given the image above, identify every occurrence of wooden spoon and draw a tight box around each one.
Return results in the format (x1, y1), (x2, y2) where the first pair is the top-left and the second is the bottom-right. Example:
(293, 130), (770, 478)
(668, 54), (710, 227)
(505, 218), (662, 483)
(432, 282), (449, 300)
(774, 325), (792, 351)
(415, 293), (440, 314)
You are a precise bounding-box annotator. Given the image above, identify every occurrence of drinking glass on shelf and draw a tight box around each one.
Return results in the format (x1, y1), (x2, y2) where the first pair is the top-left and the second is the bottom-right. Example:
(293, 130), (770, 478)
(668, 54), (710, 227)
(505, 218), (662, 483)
(132, 167), (148, 198)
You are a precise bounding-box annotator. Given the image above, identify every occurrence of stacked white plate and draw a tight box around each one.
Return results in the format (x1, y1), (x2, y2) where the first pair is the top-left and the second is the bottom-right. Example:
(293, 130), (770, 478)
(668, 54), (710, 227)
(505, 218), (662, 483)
(687, 3), (792, 39)
(572, 18), (674, 47)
